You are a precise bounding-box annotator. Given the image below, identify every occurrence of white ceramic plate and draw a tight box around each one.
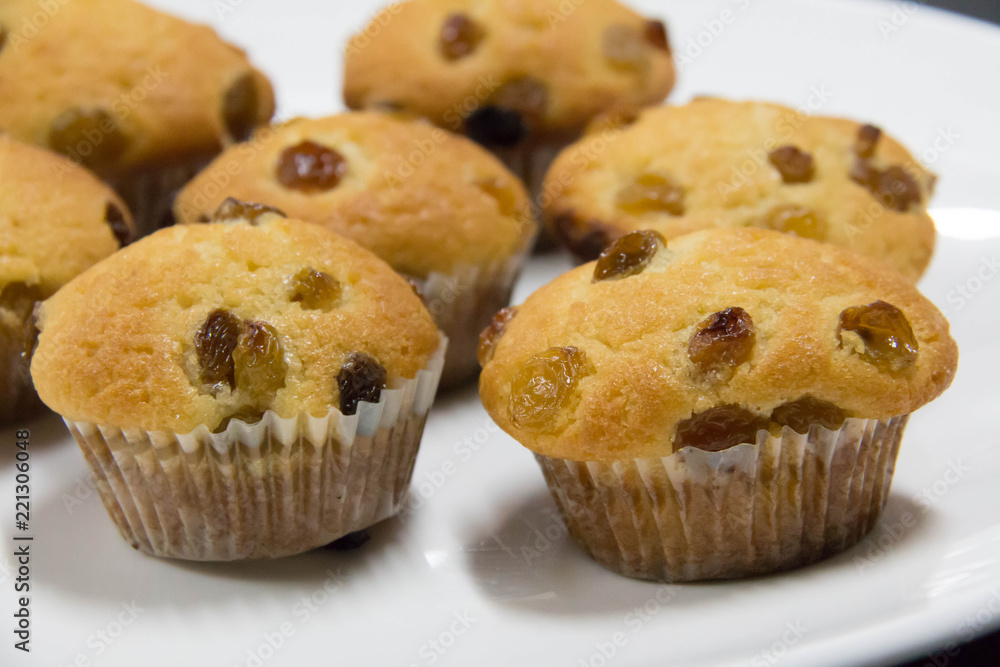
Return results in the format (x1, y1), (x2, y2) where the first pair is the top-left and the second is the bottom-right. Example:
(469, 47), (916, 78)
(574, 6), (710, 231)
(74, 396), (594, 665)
(3, 1), (1000, 666)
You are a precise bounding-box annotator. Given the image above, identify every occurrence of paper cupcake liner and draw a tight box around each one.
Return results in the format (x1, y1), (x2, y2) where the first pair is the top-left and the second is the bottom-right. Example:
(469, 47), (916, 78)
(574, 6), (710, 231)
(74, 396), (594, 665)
(106, 154), (216, 238)
(413, 252), (528, 390)
(62, 334), (446, 561)
(535, 415), (908, 582)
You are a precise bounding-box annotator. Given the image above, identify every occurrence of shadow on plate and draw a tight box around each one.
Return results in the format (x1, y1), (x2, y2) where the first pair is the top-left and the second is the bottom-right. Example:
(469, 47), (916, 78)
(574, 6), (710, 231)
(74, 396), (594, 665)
(463, 490), (937, 616)
(0, 410), (68, 463)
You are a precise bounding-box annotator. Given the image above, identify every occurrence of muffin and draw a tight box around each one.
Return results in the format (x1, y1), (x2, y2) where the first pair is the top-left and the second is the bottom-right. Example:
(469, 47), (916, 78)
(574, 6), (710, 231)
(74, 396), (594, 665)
(343, 0), (675, 235)
(30, 212), (445, 560)
(0, 0), (275, 236)
(479, 228), (958, 581)
(173, 112), (535, 388)
(543, 98), (937, 281)
(0, 136), (135, 424)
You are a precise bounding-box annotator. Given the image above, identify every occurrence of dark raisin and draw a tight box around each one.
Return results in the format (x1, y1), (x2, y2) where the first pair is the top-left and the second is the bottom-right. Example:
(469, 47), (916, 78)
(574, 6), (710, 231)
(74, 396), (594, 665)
(769, 145), (816, 184)
(771, 396), (849, 434)
(325, 529), (371, 551)
(223, 73), (261, 142)
(855, 124), (882, 159)
(440, 13), (484, 61)
(593, 229), (665, 282)
(289, 268), (342, 311)
(838, 301), (919, 372)
(48, 108), (127, 170)
(478, 306), (518, 366)
(509, 347), (588, 430)
(673, 406), (770, 453)
(552, 213), (614, 262)
(644, 20), (670, 51)
(603, 24), (648, 70)
(338, 352), (387, 415)
(276, 141), (347, 192)
(873, 166), (922, 212)
(616, 173), (685, 216)
(195, 309), (241, 388)
(688, 308), (756, 373)
(212, 197), (285, 224)
(104, 202), (133, 247)
(233, 321), (287, 399)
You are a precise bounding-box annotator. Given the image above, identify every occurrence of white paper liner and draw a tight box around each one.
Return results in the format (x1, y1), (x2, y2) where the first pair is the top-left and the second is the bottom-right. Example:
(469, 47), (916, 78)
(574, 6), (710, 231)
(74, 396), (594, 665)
(62, 334), (446, 561)
(412, 252), (528, 390)
(535, 415), (908, 582)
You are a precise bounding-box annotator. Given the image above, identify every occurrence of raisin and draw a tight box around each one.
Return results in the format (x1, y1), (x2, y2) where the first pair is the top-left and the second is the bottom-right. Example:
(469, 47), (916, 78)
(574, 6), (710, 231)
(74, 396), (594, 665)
(440, 13), (484, 61)
(48, 108), (127, 170)
(233, 321), (287, 399)
(195, 309), (241, 388)
(673, 406), (770, 453)
(289, 268), (341, 311)
(769, 145), (815, 184)
(872, 166), (922, 212)
(838, 301), (919, 372)
(552, 213), (613, 262)
(644, 20), (670, 51)
(688, 308), (756, 373)
(603, 24), (648, 70)
(585, 109), (639, 135)
(771, 396), (849, 434)
(593, 229), (666, 282)
(338, 352), (387, 415)
(212, 197), (285, 224)
(104, 202), (133, 247)
(855, 124), (882, 159)
(276, 141), (347, 192)
(477, 178), (519, 217)
(223, 72), (261, 142)
(478, 306), (518, 366)
(762, 204), (827, 241)
(508, 347), (588, 430)
(616, 173), (685, 216)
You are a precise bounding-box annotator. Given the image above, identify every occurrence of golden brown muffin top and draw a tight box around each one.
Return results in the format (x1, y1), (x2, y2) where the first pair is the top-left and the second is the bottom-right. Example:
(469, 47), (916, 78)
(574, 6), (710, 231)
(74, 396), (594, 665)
(0, 136), (134, 295)
(0, 0), (274, 175)
(174, 113), (535, 277)
(545, 98), (937, 282)
(31, 216), (441, 434)
(343, 0), (675, 141)
(479, 228), (958, 462)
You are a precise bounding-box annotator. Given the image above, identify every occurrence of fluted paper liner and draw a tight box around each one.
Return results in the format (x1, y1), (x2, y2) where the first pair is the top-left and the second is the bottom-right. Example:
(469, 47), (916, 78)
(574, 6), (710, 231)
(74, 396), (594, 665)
(413, 251), (528, 390)
(107, 154), (215, 237)
(63, 334), (446, 561)
(535, 415), (908, 582)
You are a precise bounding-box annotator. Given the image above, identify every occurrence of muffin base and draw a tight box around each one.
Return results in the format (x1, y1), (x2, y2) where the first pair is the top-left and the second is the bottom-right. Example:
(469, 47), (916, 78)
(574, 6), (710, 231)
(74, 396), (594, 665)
(535, 416), (908, 582)
(62, 335), (446, 561)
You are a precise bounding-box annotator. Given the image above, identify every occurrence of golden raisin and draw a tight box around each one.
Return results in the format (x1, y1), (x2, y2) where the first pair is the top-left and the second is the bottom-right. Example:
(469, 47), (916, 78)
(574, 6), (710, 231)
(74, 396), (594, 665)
(105, 202), (133, 247)
(478, 306), (518, 367)
(212, 197), (286, 224)
(838, 300), (919, 372)
(338, 352), (387, 415)
(195, 309), (241, 389)
(289, 268), (341, 311)
(477, 178), (519, 217)
(585, 109), (639, 135)
(855, 124), (882, 159)
(771, 396), (849, 434)
(763, 204), (827, 241)
(509, 347), (588, 430)
(233, 321), (287, 399)
(223, 72), (262, 142)
(645, 20), (670, 51)
(440, 13), (484, 61)
(769, 145), (815, 184)
(603, 24), (649, 70)
(48, 108), (127, 170)
(674, 406), (769, 453)
(276, 141), (347, 192)
(616, 173), (685, 216)
(593, 229), (666, 282)
(688, 308), (756, 373)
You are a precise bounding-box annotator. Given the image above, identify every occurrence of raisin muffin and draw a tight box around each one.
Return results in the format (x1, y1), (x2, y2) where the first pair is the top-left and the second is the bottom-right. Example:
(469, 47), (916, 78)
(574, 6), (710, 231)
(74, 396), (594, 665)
(0, 0), (275, 236)
(0, 136), (135, 424)
(544, 98), (937, 281)
(174, 112), (535, 388)
(479, 228), (958, 581)
(343, 0), (675, 236)
(31, 211), (445, 560)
